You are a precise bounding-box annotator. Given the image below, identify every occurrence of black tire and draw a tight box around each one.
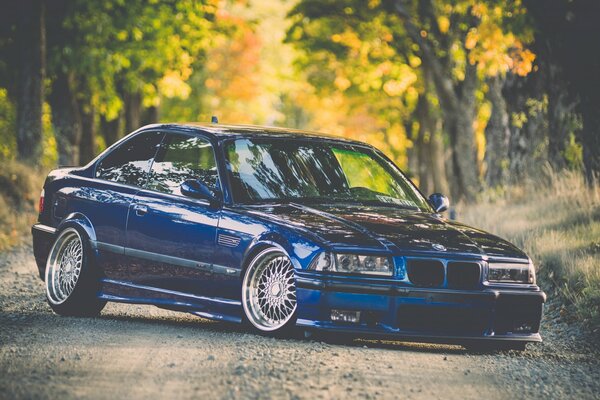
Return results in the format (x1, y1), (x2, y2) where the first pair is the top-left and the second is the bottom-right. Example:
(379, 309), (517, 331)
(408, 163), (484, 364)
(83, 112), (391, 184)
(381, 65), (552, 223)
(45, 227), (106, 316)
(241, 247), (298, 335)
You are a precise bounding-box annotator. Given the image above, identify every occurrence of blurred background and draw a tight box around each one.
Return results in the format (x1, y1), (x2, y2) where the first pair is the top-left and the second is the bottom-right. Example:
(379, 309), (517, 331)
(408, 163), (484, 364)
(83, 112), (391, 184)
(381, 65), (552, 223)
(0, 0), (598, 331)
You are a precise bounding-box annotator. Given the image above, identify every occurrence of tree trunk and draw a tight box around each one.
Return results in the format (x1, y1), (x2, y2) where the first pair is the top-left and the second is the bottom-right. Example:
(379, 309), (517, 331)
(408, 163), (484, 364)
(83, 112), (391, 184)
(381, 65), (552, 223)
(484, 76), (511, 188)
(503, 72), (547, 183)
(429, 122), (449, 195)
(393, 3), (481, 202)
(48, 70), (82, 166)
(124, 92), (142, 133)
(444, 62), (480, 202)
(415, 95), (432, 194)
(15, 0), (45, 163)
(100, 113), (124, 147)
(79, 105), (96, 164)
(141, 105), (159, 126)
(580, 102), (600, 185)
(546, 63), (577, 170)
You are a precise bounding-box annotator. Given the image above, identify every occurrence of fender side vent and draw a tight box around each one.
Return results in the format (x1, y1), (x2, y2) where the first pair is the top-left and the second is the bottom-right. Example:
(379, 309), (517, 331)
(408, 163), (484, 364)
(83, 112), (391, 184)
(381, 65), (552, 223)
(218, 234), (241, 248)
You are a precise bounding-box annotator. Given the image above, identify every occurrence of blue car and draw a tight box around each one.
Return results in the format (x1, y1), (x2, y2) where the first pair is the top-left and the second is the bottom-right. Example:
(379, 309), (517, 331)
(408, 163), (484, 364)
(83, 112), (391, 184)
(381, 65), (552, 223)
(32, 123), (545, 350)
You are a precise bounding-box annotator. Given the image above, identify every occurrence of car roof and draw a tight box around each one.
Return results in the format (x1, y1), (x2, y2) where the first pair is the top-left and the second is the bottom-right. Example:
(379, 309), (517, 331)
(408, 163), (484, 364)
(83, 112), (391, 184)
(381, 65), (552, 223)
(137, 122), (367, 145)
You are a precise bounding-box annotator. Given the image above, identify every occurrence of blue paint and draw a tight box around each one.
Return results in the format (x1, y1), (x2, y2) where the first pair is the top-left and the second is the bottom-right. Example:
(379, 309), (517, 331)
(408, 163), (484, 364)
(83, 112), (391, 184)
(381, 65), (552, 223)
(32, 123), (545, 344)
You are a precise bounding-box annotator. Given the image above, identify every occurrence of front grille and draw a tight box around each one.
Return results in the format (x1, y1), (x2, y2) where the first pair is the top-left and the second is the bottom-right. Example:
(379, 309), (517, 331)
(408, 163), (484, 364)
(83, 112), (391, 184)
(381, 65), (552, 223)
(397, 305), (488, 335)
(406, 259), (444, 287)
(447, 262), (481, 289)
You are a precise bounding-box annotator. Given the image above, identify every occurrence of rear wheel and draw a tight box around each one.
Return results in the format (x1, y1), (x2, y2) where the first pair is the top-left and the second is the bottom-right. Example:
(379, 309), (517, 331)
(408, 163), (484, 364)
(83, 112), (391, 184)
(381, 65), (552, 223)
(45, 227), (106, 316)
(242, 248), (297, 333)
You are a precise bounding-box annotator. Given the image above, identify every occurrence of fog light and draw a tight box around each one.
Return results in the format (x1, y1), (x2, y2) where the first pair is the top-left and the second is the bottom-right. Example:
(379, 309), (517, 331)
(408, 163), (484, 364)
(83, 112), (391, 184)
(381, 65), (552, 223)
(330, 309), (361, 323)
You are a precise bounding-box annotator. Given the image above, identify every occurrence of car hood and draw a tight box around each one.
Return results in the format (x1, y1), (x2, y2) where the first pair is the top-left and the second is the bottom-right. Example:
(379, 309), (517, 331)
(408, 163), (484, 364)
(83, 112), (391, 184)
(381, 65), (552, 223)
(240, 203), (527, 260)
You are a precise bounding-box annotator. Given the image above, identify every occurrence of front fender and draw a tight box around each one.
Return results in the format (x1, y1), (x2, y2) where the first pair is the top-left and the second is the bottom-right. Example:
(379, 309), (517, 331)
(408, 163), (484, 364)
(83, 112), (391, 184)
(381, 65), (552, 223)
(243, 231), (322, 272)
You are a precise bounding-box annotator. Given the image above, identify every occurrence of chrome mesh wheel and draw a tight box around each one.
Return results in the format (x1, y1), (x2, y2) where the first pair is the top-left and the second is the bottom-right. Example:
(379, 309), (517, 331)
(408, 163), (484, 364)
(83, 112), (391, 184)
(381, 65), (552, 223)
(45, 229), (83, 305)
(242, 248), (297, 331)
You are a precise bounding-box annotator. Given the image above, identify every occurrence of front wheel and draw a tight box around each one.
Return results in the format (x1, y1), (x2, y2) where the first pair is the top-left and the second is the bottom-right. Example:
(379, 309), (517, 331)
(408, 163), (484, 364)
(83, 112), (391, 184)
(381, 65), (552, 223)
(241, 248), (297, 333)
(45, 227), (106, 316)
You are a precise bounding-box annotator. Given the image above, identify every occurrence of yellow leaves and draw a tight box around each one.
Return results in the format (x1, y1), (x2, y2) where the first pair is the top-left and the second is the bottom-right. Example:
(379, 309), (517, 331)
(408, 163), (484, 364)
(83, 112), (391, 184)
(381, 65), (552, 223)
(132, 27), (143, 41)
(437, 16), (450, 34)
(334, 75), (351, 91)
(465, 28), (478, 50)
(474, 101), (491, 165)
(466, 19), (535, 78)
(116, 30), (128, 41)
(377, 61), (392, 76)
(383, 80), (403, 97)
(471, 3), (488, 19)
(330, 30), (362, 50)
(159, 70), (192, 99)
(383, 75), (416, 97)
(368, 0), (380, 9)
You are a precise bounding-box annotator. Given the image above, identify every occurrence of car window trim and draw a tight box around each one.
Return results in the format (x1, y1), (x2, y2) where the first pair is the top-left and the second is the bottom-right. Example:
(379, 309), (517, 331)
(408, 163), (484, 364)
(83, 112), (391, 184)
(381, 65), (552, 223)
(220, 137), (431, 210)
(93, 129), (166, 187)
(142, 130), (224, 202)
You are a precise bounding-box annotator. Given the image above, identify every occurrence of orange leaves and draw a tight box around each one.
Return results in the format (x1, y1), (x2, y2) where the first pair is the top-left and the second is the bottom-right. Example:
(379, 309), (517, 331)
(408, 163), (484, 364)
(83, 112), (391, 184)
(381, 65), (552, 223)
(510, 47), (536, 77)
(334, 76), (352, 91)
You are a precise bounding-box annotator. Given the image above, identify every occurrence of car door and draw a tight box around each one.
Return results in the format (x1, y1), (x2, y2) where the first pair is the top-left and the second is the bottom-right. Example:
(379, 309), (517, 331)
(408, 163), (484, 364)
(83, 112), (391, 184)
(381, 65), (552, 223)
(85, 130), (165, 281)
(125, 132), (222, 296)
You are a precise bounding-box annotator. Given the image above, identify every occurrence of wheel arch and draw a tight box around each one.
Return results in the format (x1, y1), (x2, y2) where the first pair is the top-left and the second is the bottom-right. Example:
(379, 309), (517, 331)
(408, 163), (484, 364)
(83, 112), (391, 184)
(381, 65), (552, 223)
(241, 228), (323, 271)
(241, 234), (293, 276)
(56, 212), (97, 243)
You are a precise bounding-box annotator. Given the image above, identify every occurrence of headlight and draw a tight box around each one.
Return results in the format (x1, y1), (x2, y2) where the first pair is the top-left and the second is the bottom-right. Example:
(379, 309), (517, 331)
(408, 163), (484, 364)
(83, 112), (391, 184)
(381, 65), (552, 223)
(487, 262), (536, 284)
(309, 252), (393, 276)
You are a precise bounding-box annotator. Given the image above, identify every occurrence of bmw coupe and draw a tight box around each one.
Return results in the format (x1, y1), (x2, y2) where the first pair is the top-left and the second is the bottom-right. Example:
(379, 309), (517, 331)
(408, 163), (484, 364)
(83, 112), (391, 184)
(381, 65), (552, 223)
(32, 123), (545, 350)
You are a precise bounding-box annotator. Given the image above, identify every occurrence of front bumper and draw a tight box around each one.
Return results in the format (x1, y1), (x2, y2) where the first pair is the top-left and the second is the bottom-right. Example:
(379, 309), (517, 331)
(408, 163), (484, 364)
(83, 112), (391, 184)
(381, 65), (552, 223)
(295, 271), (546, 343)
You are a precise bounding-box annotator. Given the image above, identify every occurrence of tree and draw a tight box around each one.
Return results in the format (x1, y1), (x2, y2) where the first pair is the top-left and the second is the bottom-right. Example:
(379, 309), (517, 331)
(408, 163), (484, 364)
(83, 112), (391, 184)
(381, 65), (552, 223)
(525, 0), (600, 184)
(287, 0), (534, 201)
(46, 0), (217, 164)
(14, 0), (46, 163)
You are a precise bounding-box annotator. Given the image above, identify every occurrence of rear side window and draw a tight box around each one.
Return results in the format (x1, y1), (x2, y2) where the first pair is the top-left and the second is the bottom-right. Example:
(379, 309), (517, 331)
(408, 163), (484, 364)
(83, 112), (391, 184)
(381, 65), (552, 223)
(96, 131), (164, 187)
(146, 133), (219, 196)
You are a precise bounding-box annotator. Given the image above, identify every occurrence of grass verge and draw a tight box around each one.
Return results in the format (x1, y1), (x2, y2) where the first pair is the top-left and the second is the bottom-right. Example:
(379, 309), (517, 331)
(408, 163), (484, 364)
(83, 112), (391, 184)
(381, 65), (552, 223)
(458, 169), (600, 332)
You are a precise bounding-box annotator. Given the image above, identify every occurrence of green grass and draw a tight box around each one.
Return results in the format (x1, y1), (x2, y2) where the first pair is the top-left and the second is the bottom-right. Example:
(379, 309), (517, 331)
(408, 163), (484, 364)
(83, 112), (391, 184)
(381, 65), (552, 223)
(458, 170), (600, 332)
(0, 160), (44, 251)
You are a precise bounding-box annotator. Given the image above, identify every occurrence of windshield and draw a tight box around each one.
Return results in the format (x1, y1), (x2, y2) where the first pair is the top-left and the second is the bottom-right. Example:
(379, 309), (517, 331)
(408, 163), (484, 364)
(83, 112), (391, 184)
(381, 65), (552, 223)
(224, 138), (431, 211)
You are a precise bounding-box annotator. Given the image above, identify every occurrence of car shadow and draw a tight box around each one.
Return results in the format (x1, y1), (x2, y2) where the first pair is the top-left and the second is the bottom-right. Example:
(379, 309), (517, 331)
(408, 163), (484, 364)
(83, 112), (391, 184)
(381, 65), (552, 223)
(95, 309), (480, 355)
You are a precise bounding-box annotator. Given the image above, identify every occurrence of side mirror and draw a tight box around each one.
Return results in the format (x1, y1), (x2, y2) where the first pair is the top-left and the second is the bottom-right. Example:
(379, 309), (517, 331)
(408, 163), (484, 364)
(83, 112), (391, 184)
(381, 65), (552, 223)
(180, 179), (222, 205)
(428, 193), (449, 213)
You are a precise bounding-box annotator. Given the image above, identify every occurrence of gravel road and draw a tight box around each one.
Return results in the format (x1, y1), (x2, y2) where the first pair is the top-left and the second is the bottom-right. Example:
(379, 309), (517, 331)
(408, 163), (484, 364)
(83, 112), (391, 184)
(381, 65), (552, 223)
(1, 244), (599, 400)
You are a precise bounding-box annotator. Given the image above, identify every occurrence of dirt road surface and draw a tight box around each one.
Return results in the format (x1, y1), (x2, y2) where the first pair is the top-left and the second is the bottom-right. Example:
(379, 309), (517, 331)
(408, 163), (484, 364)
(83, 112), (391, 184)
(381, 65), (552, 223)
(1, 244), (599, 400)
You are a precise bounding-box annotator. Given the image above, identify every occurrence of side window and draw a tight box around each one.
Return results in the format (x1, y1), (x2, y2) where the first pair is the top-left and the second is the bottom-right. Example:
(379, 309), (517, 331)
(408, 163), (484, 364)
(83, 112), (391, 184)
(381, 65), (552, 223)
(96, 131), (164, 187)
(146, 134), (219, 196)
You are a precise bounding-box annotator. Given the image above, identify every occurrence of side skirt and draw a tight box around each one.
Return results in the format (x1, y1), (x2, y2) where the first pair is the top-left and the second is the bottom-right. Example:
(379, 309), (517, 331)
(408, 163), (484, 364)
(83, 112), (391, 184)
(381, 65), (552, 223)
(98, 279), (243, 323)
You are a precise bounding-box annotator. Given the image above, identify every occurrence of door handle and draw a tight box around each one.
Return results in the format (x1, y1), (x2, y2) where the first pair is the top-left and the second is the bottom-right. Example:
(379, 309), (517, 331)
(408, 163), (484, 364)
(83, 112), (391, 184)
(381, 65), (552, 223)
(133, 204), (148, 216)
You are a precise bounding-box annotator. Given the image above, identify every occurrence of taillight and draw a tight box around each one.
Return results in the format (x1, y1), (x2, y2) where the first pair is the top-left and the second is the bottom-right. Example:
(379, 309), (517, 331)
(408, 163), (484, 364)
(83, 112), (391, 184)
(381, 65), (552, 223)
(38, 188), (45, 213)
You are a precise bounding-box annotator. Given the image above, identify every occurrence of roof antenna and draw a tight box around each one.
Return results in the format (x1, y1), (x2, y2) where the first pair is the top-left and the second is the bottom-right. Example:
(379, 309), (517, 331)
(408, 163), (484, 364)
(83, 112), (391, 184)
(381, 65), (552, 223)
(211, 115), (219, 124)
